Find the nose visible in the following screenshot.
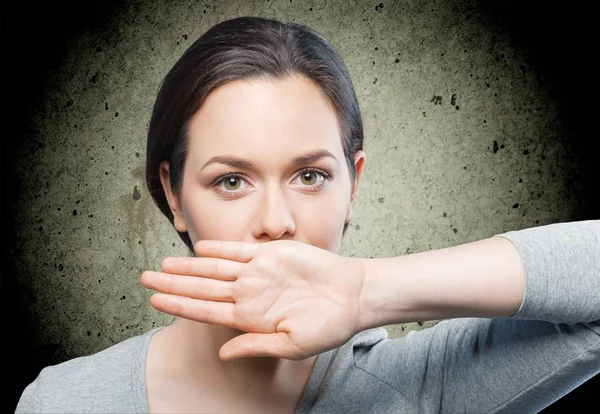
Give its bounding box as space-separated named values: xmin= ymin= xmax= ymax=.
xmin=252 ymin=183 xmax=296 ymax=241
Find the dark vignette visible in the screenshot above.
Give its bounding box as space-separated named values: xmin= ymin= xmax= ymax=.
xmin=1 ymin=1 xmax=597 ymax=412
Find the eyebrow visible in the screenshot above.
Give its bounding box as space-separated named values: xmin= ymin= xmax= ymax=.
xmin=199 ymin=149 xmax=339 ymax=173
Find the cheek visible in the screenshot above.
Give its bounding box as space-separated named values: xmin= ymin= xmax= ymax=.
xmin=295 ymin=192 xmax=349 ymax=252
xmin=188 ymin=202 xmax=249 ymax=241
xmin=300 ymin=196 xmax=347 ymax=233
xmin=181 ymin=189 xmax=249 ymax=242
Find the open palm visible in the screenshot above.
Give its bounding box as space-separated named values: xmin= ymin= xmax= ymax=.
xmin=140 ymin=239 xmax=366 ymax=361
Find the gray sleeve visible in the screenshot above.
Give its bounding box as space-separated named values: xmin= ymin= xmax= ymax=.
xmin=496 ymin=219 xmax=600 ymax=324
xmin=355 ymin=220 xmax=600 ymax=413
xmin=14 ymin=369 xmax=43 ymax=413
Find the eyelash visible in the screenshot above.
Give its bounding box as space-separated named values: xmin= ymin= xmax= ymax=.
xmin=212 ymin=168 xmax=330 ymax=198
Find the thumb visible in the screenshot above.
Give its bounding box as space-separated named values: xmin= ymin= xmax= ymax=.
xmin=218 ymin=332 xmax=291 ymax=361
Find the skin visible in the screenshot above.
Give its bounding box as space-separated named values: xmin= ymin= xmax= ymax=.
xmin=157 ymin=73 xmax=366 ymax=389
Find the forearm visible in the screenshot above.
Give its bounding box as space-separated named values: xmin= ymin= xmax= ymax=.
xmin=358 ymin=220 xmax=600 ymax=331
xmin=357 ymin=236 xmax=525 ymax=330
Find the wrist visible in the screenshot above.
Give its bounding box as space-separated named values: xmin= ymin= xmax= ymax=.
xmin=357 ymin=256 xmax=423 ymax=331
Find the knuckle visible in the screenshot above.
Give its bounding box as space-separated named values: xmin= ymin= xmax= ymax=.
xmin=215 ymin=258 xmax=221 ymax=277
xmin=209 ymin=280 xmax=219 ymax=298
xmin=185 ymin=256 xmax=193 ymax=274
xmin=210 ymin=258 xmax=218 ymax=277
xmin=227 ymin=283 xmax=235 ymax=302
xmin=191 ymin=279 xmax=203 ymax=297
xmin=169 ymin=296 xmax=181 ymax=314
xmin=165 ymin=275 xmax=174 ymax=293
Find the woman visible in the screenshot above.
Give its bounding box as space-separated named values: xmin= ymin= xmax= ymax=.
xmin=16 ymin=16 xmax=599 ymax=413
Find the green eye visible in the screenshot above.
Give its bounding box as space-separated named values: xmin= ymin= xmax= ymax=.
xmin=223 ymin=177 xmax=241 ymax=191
xmin=214 ymin=173 xmax=248 ymax=194
xmin=300 ymin=172 xmax=318 ymax=185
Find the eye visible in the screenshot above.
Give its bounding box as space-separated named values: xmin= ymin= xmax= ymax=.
xmin=293 ymin=168 xmax=329 ymax=191
xmin=214 ymin=173 xmax=249 ymax=193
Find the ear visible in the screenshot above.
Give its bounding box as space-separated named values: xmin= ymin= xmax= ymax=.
xmin=159 ymin=160 xmax=188 ymax=233
xmin=345 ymin=150 xmax=366 ymax=224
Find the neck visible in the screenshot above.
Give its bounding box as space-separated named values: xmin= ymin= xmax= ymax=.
xmin=152 ymin=317 xmax=319 ymax=407
xmin=170 ymin=318 xmax=305 ymax=384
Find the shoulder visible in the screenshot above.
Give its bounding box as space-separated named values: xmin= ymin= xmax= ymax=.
xmin=15 ymin=327 xmax=163 ymax=413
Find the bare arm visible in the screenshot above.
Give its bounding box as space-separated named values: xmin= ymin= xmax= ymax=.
xmin=358 ymin=235 xmax=526 ymax=330
xmin=358 ymin=219 xmax=600 ymax=330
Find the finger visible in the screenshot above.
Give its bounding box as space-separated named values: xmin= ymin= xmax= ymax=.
xmin=219 ymin=332 xmax=295 ymax=360
xmin=141 ymin=271 xmax=234 ymax=302
xmin=150 ymin=293 xmax=238 ymax=329
xmin=161 ymin=256 xmax=243 ymax=281
xmin=194 ymin=239 xmax=259 ymax=263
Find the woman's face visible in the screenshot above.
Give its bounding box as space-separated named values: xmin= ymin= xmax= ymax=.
xmin=159 ymin=75 xmax=365 ymax=254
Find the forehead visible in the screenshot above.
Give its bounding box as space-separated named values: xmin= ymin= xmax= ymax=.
xmin=187 ymin=75 xmax=343 ymax=163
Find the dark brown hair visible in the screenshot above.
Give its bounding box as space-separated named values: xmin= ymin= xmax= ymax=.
xmin=146 ymin=16 xmax=364 ymax=253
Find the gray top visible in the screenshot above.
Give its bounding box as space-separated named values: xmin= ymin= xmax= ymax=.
xmin=15 ymin=220 xmax=600 ymax=413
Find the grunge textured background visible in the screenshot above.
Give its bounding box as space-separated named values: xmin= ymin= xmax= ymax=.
xmin=2 ymin=1 xmax=597 ymax=411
